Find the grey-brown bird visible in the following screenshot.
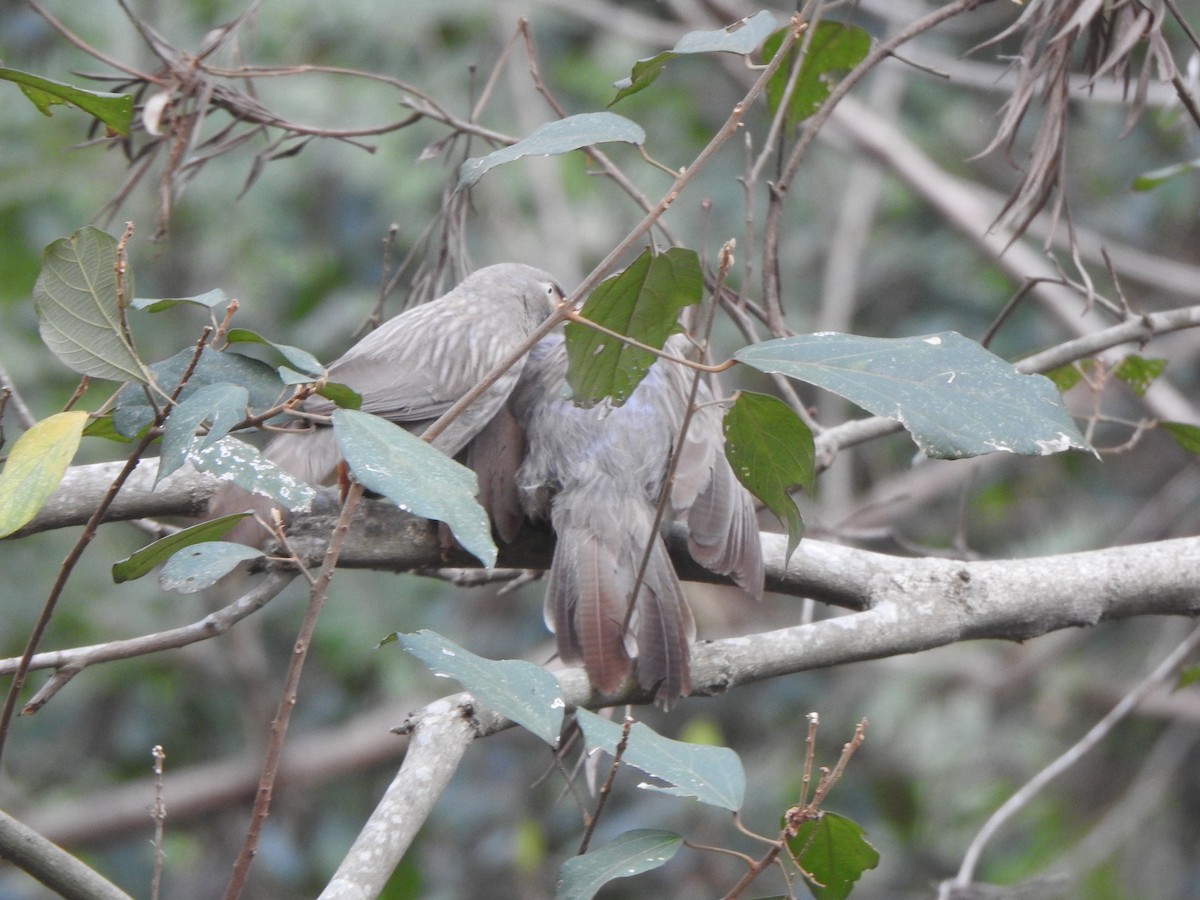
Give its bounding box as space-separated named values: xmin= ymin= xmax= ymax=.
xmin=214 ymin=263 xmax=563 ymax=544
xmin=505 ymin=332 xmax=763 ymax=704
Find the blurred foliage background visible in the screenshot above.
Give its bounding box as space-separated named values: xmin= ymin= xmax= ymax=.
xmin=2 ymin=0 xmax=1200 ymax=897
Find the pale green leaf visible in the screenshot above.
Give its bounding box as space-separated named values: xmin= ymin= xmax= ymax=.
xmin=557 ymin=830 xmax=682 ymax=900
xmin=332 ymin=409 xmax=497 ymax=567
xmin=392 ymin=630 xmax=565 ymax=746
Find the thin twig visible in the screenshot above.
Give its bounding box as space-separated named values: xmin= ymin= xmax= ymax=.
xmin=222 ymin=482 xmax=364 ymax=899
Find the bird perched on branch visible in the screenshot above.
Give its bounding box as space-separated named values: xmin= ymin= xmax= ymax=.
xmin=503 ymin=332 xmax=763 ymax=704
xmin=214 ymin=263 xmax=563 ymax=544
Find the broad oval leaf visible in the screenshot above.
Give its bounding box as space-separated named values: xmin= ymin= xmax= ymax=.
xmin=788 ymin=812 xmax=880 ymax=900
xmin=160 ymin=541 xmax=266 ymax=594
xmin=457 ymin=112 xmax=645 ymax=190
xmin=34 ymin=227 xmax=150 ymax=384
xmin=565 ymin=247 xmax=702 ymax=407
xmin=190 ymin=435 xmax=317 ymax=510
xmin=391 ymin=630 xmax=564 ymax=746
xmin=157 ymin=382 xmax=250 ymax=483
xmin=332 ymin=409 xmax=497 ymax=567
xmin=112 ymin=514 xmax=258 ymax=584
xmin=0 ymin=411 xmax=88 ymax=539
xmin=735 ymin=332 xmax=1093 ymax=459
xmin=113 ymin=346 xmax=285 ymax=438
xmin=575 ymin=708 xmax=745 ymax=811
xmin=763 ymin=21 xmax=872 ymax=127
xmin=557 ymin=829 xmax=682 ymax=900
xmin=0 ymin=66 xmax=133 ymax=134
xmin=611 ymin=10 xmax=779 ymax=104
xmin=723 ymin=391 xmax=810 ymax=562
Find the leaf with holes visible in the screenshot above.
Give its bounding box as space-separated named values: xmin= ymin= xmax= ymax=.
xmin=1 ymin=67 xmax=133 ymax=134
xmin=157 ymin=383 xmax=251 ymax=483
xmin=762 ymin=22 xmax=872 ymax=127
xmin=735 ymin=332 xmax=1093 ymax=459
xmin=565 ymin=247 xmax=701 ymax=408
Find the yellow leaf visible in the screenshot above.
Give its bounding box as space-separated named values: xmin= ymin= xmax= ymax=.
xmin=0 ymin=410 xmax=89 ymax=539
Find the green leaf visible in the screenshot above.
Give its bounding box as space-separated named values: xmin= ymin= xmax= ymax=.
xmin=332 ymin=409 xmax=497 ymax=567
xmin=130 ymin=289 xmax=232 ymax=312
xmin=226 ymin=327 xmax=325 ymax=378
xmin=1133 ymin=158 xmax=1200 ymax=191
xmin=565 ymin=247 xmax=702 ymax=407
xmin=575 ymin=708 xmax=745 ymax=811
xmin=735 ymin=332 xmax=1093 ymax=459
xmin=0 ymin=66 xmax=133 ymax=135
xmin=190 ymin=436 xmax=318 ymax=510
xmin=112 ymin=346 xmax=284 ymax=438
xmin=159 ymin=541 xmax=266 ymax=593
xmin=763 ymin=21 xmax=872 ymax=127
xmin=1175 ymin=665 xmax=1200 ymax=691
xmin=81 ymin=414 xmax=131 ymax=442
xmin=317 ymin=381 xmax=363 ymax=411
xmin=557 ymin=829 xmax=682 ymax=900
xmin=457 ymin=112 xmax=645 ymax=190
xmin=157 ymin=383 xmax=251 ymax=483
xmin=0 ymin=411 xmax=88 ymax=540
xmin=1161 ymin=421 xmax=1200 ymax=454
xmin=610 ymin=11 xmax=779 ymax=104
xmin=788 ymin=812 xmax=879 ymax=900
xmin=391 ymin=630 xmax=565 ymax=746
xmin=1043 ymin=363 xmax=1083 ymax=393
xmin=723 ymin=392 xmax=810 ymax=561
xmin=112 ymin=513 xmax=256 ymax=584
xmin=1113 ymin=355 xmax=1165 ymax=397
xmin=33 ymin=227 xmax=150 ymax=384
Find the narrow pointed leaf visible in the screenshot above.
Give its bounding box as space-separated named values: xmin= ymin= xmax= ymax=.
xmin=575 ymin=708 xmax=745 ymax=810
xmin=226 ymin=327 xmax=325 ymax=377
xmin=0 ymin=66 xmax=133 ymax=134
xmin=392 ymin=630 xmax=565 ymax=746
xmin=723 ymin=391 xmax=809 ymax=561
xmin=157 ymin=383 xmax=251 ymax=482
xmin=131 ymin=289 xmax=231 ymax=312
xmin=332 ymin=409 xmax=496 ymax=567
xmin=457 ymin=112 xmax=644 ymax=190
xmin=565 ymin=247 xmax=702 ymax=407
xmin=0 ymin=411 xmax=88 ymax=539
xmin=1133 ymin=158 xmax=1200 ymax=191
xmin=111 ymin=513 xmax=256 ymax=583
xmin=1162 ymin=421 xmax=1200 ymax=454
xmin=160 ymin=541 xmax=266 ymax=593
xmin=763 ymin=22 xmax=872 ymax=126
xmin=611 ymin=10 xmax=778 ymax=103
xmin=735 ymin=332 xmax=1093 ymax=459
xmin=557 ymin=829 xmax=682 ymax=900
xmin=34 ymin=227 xmax=150 ymax=383
xmin=190 ymin=435 xmax=317 ymax=510
xmin=788 ymin=812 xmax=879 ymax=900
